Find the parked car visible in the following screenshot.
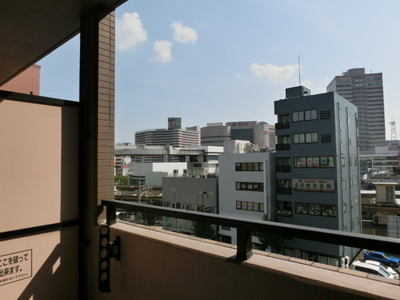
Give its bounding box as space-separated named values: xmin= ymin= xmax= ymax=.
xmin=351 ymin=261 xmax=396 ymax=279
xmin=363 ymin=251 xmax=400 ymax=268
xmin=363 ymin=260 xmax=399 ymax=279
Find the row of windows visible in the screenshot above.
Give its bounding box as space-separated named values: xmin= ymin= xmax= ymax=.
xmin=293 ymin=109 xmax=317 ymax=122
xmin=276 ymin=201 xmax=336 ymax=218
xmin=235 ymin=162 xmax=264 ymax=171
xmin=293 ymin=132 xmax=318 ymax=144
xmin=294 ymin=156 xmax=335 ymax=168
xmin=235 ymin=182 xmax=264 ymax=191
xmin=235 ymin=201 xmax=265 ymax=212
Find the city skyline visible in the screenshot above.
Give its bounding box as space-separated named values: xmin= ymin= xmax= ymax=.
xmin=37 ymin=1 xmax=400 ymax=143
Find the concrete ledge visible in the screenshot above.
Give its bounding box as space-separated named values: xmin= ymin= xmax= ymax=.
xmin=110 ymin=222 xmax=400 ymax=300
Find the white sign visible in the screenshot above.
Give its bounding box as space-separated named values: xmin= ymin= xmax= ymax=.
xmin=0 ymin=249 xmax=32 ymax=286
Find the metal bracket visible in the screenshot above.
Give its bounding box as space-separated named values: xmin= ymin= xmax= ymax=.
xmin=98 ymin=224 xmax=121 ymax=293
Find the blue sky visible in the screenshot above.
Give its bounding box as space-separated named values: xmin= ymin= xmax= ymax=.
xmin=38 ymin=0 xmax=400 ymax=143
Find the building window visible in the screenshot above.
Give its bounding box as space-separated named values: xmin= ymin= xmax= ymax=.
xmin=236 ymin=201 xmax=264 ymax=212
xmin=293 ymin=109 xmax=317 ymax=122
xmin=293 ymin=156 xmax=336 ymax=168
xmin=276 ymin=201 xmax=292 ymax=217
xmin=235 ymin=162 xmax=263 ymax=171
xmin=236 ymin=182 xmax=264 ymax=191
xmin=296 ymin=203 xmax=336 ymax=217
xmin=276 ymin=114 xmax=290 ymax=129
xmin=276 ymin=179 xmax=292 ymax=195
xmin=293 ymin=132 xmax=317 ymax=144
xmin=276 ymin=157 xmax=291 ymax=172
xmin=277 ymin=135 xmax=291 ymax=150
xmin=293 ymin=179 xmax=335 ymax=192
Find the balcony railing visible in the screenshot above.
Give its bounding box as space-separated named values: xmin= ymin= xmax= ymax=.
xmin=275 ymin=122 xmax=290 ymax=129
xmin=102 ymin=199 xmax=400 ymax=261
xmin=276 ymin=143 xmax=290 ymax=151
xmin=276 ymin=187 xmax=292 ymax=195
xmin=275 ymin=165 xmax=291 ymax=172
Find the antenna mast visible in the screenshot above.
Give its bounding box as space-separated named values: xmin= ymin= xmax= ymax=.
xmin=298 ymin=54 xmax=301 ymax=86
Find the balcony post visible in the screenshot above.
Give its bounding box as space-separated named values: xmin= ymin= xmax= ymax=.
xmin=236 ymin=228 xmax=253 ymax=261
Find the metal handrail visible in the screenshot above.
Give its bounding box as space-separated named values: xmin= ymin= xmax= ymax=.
xmin=102 ymin=199 xmax=400 ymax=261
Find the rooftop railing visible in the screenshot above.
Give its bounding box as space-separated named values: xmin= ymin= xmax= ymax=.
xmin=102 ymin=199 xmax=400 ymax=261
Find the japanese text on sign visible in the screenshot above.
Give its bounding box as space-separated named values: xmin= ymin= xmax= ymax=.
xmin=0 ymin=249 xmax=32 ymax=286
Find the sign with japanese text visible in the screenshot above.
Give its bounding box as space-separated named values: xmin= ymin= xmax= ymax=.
xmin=0 ymin=249 xmax=32 ymax=286
xmin=293 ymin=179 xmax=335 ymax=192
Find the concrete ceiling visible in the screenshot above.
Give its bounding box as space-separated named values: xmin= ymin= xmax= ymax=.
xmin=0 ymin=0 xmax=126 ymax=86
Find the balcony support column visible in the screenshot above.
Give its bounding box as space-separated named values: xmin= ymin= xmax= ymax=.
xmin=79 ymin=5 xmax=116 ymax=298
xmin=236 ymin=228 xmax=253 ymax=261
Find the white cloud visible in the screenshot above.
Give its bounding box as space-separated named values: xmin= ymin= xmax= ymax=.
xmin=116 ymin=12 xmax=147 ymax=51
xmin=150 ymin=40 xmax=173 ymax=63
xmin=171 ymin=21 xmax=198 ymax=43
xmin=250 ymin=63 xmax=299 ymax=84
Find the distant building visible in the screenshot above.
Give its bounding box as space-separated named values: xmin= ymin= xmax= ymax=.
xmin=218 ymin=145 xmax=274 ymax=244
xmin=327 ymin=68 xmax=386 ymax=152
xmin=0 ymin=64 xmax=40 ymax=95
xmin=135 ymin=117 xmax=200 ymax=147
xmin=162 ymin=176 xmax=218 ymax=235
xmin=201 ymin=121 xmax=276 ymax=149
xmin=274 ymin=86 xmax=361 ymax=266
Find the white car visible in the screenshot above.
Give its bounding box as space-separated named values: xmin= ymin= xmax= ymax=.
xmin=351 ymin=261 xmax=397 ymax=279
xmin=363 ymin=260 xmax=399 ymax=279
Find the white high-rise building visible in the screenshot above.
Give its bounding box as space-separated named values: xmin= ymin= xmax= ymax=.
xmin=327 ymin=68 xmax=385 ymax=152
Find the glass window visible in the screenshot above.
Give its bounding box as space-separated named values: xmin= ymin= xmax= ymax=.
xmin=308 ymin=204 xmax=321 ymax=215
xmin=305 ymin=110 xmax=311 ymax=120
xmin=293 ymin=134 xmax=299 ymax=144
xmin=298 ymin=111 xmax=304 ymax=121
xmin=241 ymin=201 xmax=247 ymax=210
xmin=293 ymin=112 xmax=298 ymax=122
xmin=311 ymin=132 xmax=318 ymax=142
xmin=299 ymin=133 xmax=305 ymax=143
xmin=295 ymin=202 xmax=308 ymax=214
xmin=235 ymin=163 xmax=240 ymax=171
xmin=311 ymin=109 xmax=317 ymax=119
xmin=306 ymin=133 xmax=312 ymax=143
xmin=321 ymin=205 xmax=336 ymax=217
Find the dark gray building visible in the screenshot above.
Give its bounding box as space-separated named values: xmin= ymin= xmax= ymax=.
xmin=327 ymin=68 xmax=386 ymax=153
xmin=274 ymin=86 xmax=361 ymax=266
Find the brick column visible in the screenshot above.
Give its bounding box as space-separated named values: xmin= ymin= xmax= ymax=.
xmin=80 ymin=5 xmax=115 ymax=224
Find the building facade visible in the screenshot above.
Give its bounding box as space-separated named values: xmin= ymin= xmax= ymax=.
xmin=135 ymin=118 xmax=200 ymax=147
xmin=327 ymin=68 xmax=386 ymax=152
xmin=218 ymin=149 xmax=274 ymax=244
xmin=201 ymin=121 xmax=276 ymax=149
xmin=274 ymin=86 xmax=361 ymax=266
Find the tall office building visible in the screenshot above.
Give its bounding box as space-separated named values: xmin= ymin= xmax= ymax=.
xmin=274 ymin=86 xmax=361 ymax=265
xmin=327 ymin=68 xmax=386 ymax=152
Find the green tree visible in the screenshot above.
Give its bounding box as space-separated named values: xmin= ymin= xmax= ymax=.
xmin=256 ymin=214 xmax=284 ymax=253
xmin=141 ymin=212 xmax=158 ymax=226
xmin=114 ymin=175 xmax=128 ymax=185
xmin=191 ymin=205 xmax=216 ymax=239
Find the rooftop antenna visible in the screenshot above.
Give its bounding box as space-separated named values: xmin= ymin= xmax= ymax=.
xmin=298 ymin=54 xmax=301 ymax=86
